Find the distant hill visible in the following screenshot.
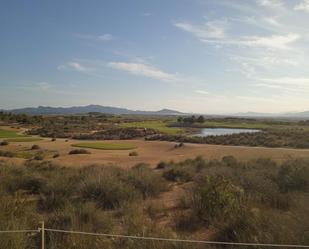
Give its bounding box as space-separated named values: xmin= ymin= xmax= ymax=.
xmin=232 ymin=111 xmax=309 ymax=119
xmin=5 ymin=105 xmax=184 ymax=115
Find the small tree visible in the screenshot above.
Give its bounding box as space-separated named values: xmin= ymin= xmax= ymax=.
xmin=197 ymin=115 xmax=205 ymax=123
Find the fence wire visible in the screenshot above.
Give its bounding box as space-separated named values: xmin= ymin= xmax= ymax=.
xmin=44 ymin=228 xmax=309 ymax=248
xmin=1 ymin=227 xmax=309 ymax=248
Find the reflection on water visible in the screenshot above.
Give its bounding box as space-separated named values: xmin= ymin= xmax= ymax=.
xmin=193 ymin=128 xmax=260 ymax=137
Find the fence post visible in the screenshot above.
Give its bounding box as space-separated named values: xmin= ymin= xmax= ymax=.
xmin=39 ymin=221 xmax=45 ymax=249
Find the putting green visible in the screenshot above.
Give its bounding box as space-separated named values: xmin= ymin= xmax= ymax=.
xmin=72 ymin=142 xmax=137 ymax=150
xmin=0 ymin=129 xmax=24 ymax=138
xmin=6 ymin=137 xmax=43 ymax=142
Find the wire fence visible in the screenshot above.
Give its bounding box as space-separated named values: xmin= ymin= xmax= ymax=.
xmin=1 ymin=224 xmax=309 ymax=249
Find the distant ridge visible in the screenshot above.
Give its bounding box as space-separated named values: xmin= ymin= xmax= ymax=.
xmin=231 ymin=111 xmax=309 ymax=119
xmin=5 ymin=105 xmax=184 ymax=115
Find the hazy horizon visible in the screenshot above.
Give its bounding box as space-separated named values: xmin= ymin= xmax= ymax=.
xmin=1 ymin=0 xmax=309 ymax=113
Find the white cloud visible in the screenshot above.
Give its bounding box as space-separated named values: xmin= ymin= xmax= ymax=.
xmin=98 ymin=34 xmax=113 ymax=41
xmin=294 ymin=0 xmax=309 ymax=12
xmin=76 ymin=33 xmax=113 ymax=42
xmin=255 ymin=76 xmax=309 ymax=93
xmin=259 ymin=76 xmax=309 ymax=86
xmin=195 ymin=90 xmax=209 ymax=95
xmin=37 ymin=82 xmax=51 ymax=91
xmin=240 ymin=33 xmax=300 ymax=50
xmin=257 ymin=0 xmax=283 ymax=8
xmin=175 ymin=19 xmax=300 ymax=50
xmin=203 ymin=33 xmax=300 ymax=50
xmin=174 ymin=20 xmax=226 ymax=39
xmin=264 ymin=17 xmax=281 ymax=26
xmin=58 ymin=62 xmax=92 ymax=72
xmin=108 ymin=62 xmax=178 ymax=82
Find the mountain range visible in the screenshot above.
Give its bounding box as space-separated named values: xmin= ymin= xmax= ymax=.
xmin=3 ymin=105 xmax=309 ymax=119
xmin=4 ymin=105 xmax=184 ymax=115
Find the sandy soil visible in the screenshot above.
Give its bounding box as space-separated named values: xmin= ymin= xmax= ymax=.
xmin=2 ymin=138 xmax=309 ymax=168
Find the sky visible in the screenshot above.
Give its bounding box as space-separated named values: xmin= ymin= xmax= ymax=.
xmin=1 ymin=0 xmax=309 ymax=114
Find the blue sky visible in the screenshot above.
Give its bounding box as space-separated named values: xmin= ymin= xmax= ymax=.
xmin=1 ymin=0 xmax=309 ymax=113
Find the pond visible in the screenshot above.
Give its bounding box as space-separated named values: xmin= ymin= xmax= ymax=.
xmin=192 ymin=128 xmax=260 ymax=137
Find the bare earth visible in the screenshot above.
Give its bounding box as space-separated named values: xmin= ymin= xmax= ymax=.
xmin=2 ymin=138 xmax=309 ymax=168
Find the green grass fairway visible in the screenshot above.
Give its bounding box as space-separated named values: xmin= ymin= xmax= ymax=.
xmin=0 ymin=129 xmax=23 ymax=138
xmin=72 ymin=142 xmax=137 ymax=150
xmin=0 ymin=128 xmax=42 ymax=142
xmin=6 ymin=137 xmax=43 ymax=142
xmin=120 ymin=121 xmax=182 ymax=135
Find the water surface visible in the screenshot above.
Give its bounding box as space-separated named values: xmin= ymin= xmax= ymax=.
xmin=193 ymin=128 xmax=260 ymax=137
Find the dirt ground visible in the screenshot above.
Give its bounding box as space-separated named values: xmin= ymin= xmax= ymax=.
xmin=2 ymin=138 xmax=309 ymax=168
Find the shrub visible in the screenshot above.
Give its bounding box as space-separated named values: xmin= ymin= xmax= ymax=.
xmin=129 ymin=151 xmax=138 ymax=156
xmin=216 ymin=209 xmax=261 ymax=243
xmin=174 ymin=212 xmax=200 ymax=231
xmin=156 ymin=161 xmax=168 ymax=169
xmin=31 ymin=144 xmax=40 ymax=150
xmin=80 ymin=167 xmax=138 ymax=209
xmin=190 ymin=176 xmax=244 ymax=223
xmin=222 ymin=155 xmax=238 ymax=167
xmin=53 ymin=153 xmax=60 ymax=158
xmin=163 ymin=168 xmax=193 ymax=182
xmin=33 ymin=154 xmax=44 ymax=160
xmin=38 ymin=169 xmax=78 ymax=212
xmin=277 ymin=161 xmax=309 ymax=192
xmin=125 ymin=164 xmax=168 ymax=198
xmin=69 ymin=149 xmax=90 ymax=155
xmin=0 ymin=150 xmax=15 ymax=157
xmin=0 ymin=140 xmax=9 ymax=146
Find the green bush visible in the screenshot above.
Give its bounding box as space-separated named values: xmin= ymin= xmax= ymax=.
xmin=53 ymin=153 xmax=60 ymax=158
xmin=163 ymin=168 xmax=193 ymax=182
xmin=277 ymin=161 xmax=309 ymax=192
xmin=0 ymin=140 xmax=9 ymax=146
xmin=125 ymin=164 xmax=168 ymax=198
xmin=33 ymin=154 xmax=44 ymax=160
xmin=129 ymin=151 xmax=138 ymax=156
xmin=0 ymin=150 xmax=15 ymax=157
xmin=190 ymin=176 xmax=244 ymax=224
xmin=31 ymin=144 xmax=40 ymax=150
xmin=156 ymin=161 xmax=168 ymax=169
xmin=69 ymin=149 xmax=90 ymax=155
xmin=80 ymin=167 xmax=138 ymax=209
xmin=222 ymin=155 xmax=238 ymax=167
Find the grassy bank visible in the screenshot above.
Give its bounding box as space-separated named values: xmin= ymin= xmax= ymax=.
xmin=72 ymin=142 xmax=137 ymax=150
xmin=120 ymin=121 xmax=183 ymax=135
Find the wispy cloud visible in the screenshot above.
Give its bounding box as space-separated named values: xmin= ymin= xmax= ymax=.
xmin=195 ymin=90 xmax=209 ymax=95
xmin=239 ymin=33 xmax=300 ymax=50
xmin=264 ymin=16 xmax=281 ymax=26
xmin=58 ymin=61 xmax=92 ymax=72
xmin=257 ymin=0 xmax=284 ymax=8
xmin=294 ymin=0 xmax=309 ymax=12
xmin=255 ymin=76 xmax=309 ymax=93
xmin=174 ymin=20 xmax=226 ymax=40
xmin=108 ymin=62 xmax=178 ymax=82
xmin=16 ymin=82 xmax=53 ymax=92
xmin=175 ymin=19 xmax=299 ymax=50
xmin=202 ymin=33 xmax=300 ymax=50
xmin=37 ymin=82 xmax=52 ymax=91
xmin=76 ymin=33 xmax=114 ymax=42
xmin=98 ymin=34 xmax=113 ymax=41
